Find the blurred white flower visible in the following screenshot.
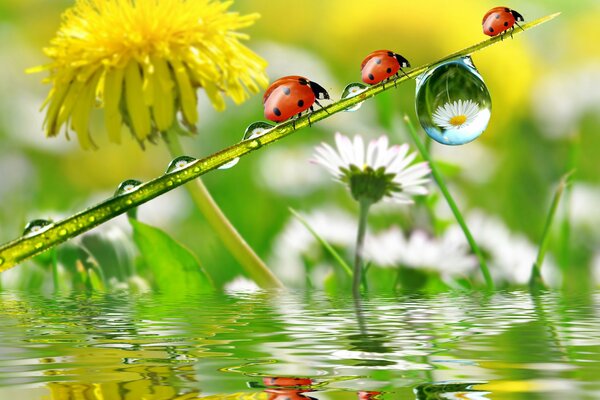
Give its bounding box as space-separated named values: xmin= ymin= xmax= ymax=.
xmin=364 ymin=227 xmax=477 ymax=277
xmin=532 ymin=63 xmax=600 ymax=139
xmin=432 ymin=141 xmax=498 ymax=184
xmin=224 ymin=276 xmax=260 ymax=293
xmin=568 ymin=183 xmax=600 ymax=237
xmin=592 ymin=252 xmax=600 ymax=285
xmin=446 ymin=211 xmax=560 ymax=286
xmin=312 ymin=133 xmax=430 ymax=205
xmin=269 ymin=206 xmax=356 ymax=286
xmin=258 ymin=145 xmax=329 ymax=196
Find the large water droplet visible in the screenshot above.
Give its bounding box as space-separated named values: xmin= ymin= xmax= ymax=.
xmin=243 ymin=121 xmax=274 ymax=141
xmin=166 ymin=156 xmax=197 ymax=173
xmin=415 ymin=56 xmax=491 ymax=145
xmin=341 ymin=83 xmax=368 ymax=112
xmin=23 ymin=219 xmax=53 ymax=237
xmin=114 ymin=179 xmax=142 ymax=196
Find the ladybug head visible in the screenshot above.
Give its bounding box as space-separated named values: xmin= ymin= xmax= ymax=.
xmin=511 ymin=9 xmax=524 ymax=22
xmin=308 ymin=81 xmax=330 ymax=101
xmin=394 ymin=53 xmax=411 ymax=68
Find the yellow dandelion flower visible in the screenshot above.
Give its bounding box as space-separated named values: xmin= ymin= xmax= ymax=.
xmin=31 ymin=0 xmax=269 ymax=149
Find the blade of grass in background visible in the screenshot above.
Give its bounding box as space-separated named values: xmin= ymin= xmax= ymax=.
xmin=529 ymin=171 xmax=574 ymax=289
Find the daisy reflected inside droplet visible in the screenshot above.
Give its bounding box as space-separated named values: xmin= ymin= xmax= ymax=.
xmin=415 ymin=56 xmax=491 ymax=145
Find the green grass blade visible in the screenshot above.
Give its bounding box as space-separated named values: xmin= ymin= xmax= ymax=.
xmin=529 ymin=171 xmax=574 ymax=288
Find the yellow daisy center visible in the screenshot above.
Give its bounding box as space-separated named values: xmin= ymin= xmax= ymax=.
xmin=449 ymin=115 xmax=467 ymax=126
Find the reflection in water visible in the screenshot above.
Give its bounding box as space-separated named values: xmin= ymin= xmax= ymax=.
xmin=0 ymin=291 xmax=599 ymax=399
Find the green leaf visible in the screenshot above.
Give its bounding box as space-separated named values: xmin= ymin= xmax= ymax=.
xmin=129 ymin=219 xmax=214 ymax=294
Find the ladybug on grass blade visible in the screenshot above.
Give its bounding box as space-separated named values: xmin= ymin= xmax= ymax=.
xmin=482 ymin=7 xmax=524 ymax=38
xmin=361 ymin=50 xmax=411 ymax=86
xmin=263 ymin=75 xmax=330 ymax=126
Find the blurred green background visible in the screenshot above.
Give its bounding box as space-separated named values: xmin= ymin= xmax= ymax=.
xmin=0 ymin=0 xmax=598 ymax=290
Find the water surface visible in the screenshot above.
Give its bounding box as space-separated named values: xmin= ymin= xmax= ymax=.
xmin=0 ymin=290 xmax=599 ymax=399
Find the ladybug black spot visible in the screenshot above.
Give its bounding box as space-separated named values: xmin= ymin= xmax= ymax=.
xmin=273 ymin=107 xmax=281 ymax=117
xmin=368 ymin=73 xmax=375 ymax=81
xmin=297 ymin=99 xmax=304 ymax=107
xmin=504 ymin=21 xmax=509 ymax=26
xmin=387 ymin=51 xmax=394 ymax=56
xmin=298 ymin=78 xmax=309 ymax=85
xmin=504 ymin=7 xmax=510 ymax=12
xmin=489 ymin=27 xmax=494 ymax=33
xmin=386 ymin=67 xmax=392 ymax=73
xmin=375 ymin=58 xmax=382 ymax=64
xmin=282 ymin=87 xmax=291 ymax=95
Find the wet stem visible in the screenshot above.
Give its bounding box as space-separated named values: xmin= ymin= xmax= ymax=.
xmin=164 ymin=129 xmax=283 ymax=289
xmin=353 ymin=199 xmax=371 ymax=297
xmin=403 ymin=115 xmax=495 ymax=291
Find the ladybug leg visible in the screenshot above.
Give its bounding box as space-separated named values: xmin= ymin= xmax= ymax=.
xmin=308 ymin=106 xmax=314 ymax=127
xmin=510 ymin=27 xmax=514 ymax=39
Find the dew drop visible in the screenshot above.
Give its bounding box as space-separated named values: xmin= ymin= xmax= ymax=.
xmin=166 ymin=156 xmax=197 ymax=173
xmin=192 ymin=167 xmax=200 ymax=173
xmin=415 ymin=56 xmax=491 ymax=145
xmin=166 ymin=180 xmax=174 ymax=187
xmin=341 ymin=82 xmax=369 ymax=112
xmin=243 ymin=121 xmax=274 ymax=140
xmin=34 ymin=242 xmax=43 ymax=249
xmin=218 ymin=158 xmax=240 ymax=170
xmin=23 ymin=219 xmax=53 ymax=237
xmin=114 ymin=179 xmax=142 ymax=196
xmin=58 ymin=229 xmax=67 ymax=236
xmin=88 ymin=216 xmax=96 ymax=223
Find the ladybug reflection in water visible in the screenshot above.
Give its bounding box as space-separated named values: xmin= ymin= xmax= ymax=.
xmin=262 ymin=377 xmax=317 ymax=400
xmin=482 ymin=7 xmax=524 ymax=39
xmin=263 ymin=76 xmax=330 ymax=126
xmin=361 ymin=50 xmax=411 ymax=86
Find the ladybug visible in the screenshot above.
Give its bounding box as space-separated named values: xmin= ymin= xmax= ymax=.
xmin=263 ymin=76 xmax=330 ymax=125
xmin=361 ymin=50 xmax=410 ymax=86
xmin=482 ymin=7 xmax=524 ymax=38
xmin=262 ymin=377 xmax=313 ymax=387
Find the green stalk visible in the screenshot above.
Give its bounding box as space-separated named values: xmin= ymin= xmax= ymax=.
xmin=403 ymin=115 xmax=494 ymax=290
xmin=0 ymin=13 xmax=559 ymax=273
xmin=529 ymin=171 xmax=573 ymax=288
xmin=353 ymin=199 xmax=371 ymax=297
xmin=164 ymin=131 xmax=283 ymax=289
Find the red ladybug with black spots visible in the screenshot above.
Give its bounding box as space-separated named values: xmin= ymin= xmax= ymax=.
xmin=361 ymin=50 xmax=410 ymax=85
xmin=263 ymin=76 xmax=330 ymax=124
xmin=482 ymin=7 xmax=524 ymax=38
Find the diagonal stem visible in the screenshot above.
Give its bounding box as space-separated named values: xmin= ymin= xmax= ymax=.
xmin=403 ymin=115 xmax=494 ymax=291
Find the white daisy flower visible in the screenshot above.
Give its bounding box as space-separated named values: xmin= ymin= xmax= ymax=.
xmin=432 ymin=99 xmax=480 ymax=130
xmin=364 ymin=227 xmax=477 ymax=277
xmin=312 ymin=133 xmax=430 ymax=205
